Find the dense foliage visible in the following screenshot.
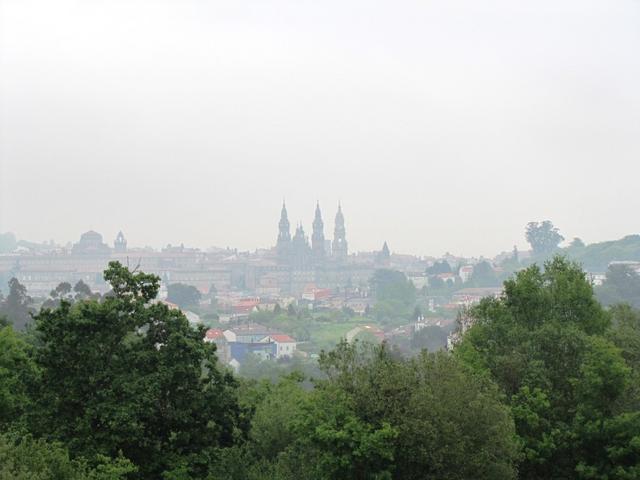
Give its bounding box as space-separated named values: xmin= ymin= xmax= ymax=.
xmin=1 ymin=257 xmax=640 ymax=479
xmin=456 ymin=257 xmax=640 ymax=479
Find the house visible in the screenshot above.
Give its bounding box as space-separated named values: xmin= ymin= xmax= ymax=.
xmin=223 ymin=323 xmax=271 ymax=343
xmin=436 ymin=272 xmax=457 ymax=284
xmin=204 ymin=328 xmax=225 ymax=343
xmin=458 ymin=265 xmax=474 ymax=283
xmin=451 ymin=287 xmax=502 ymax=307
xmin=261 ymin=334 xmax=297 ymax=358
xmin=204 ymin=328 xmax=230 ymax=362
xmin=344 ymin=297 xmax=372 ymax=315
xmin=233 ymin=298 xmax=260 ymax=314
xmin=229 ymin=341 xmax=276 ymax=363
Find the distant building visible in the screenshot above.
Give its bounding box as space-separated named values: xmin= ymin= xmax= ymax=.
xmin=458 ymin=265 xmax=474 ymax=283
xmin=114 ymin=231 xmax=127 ymax=253
xmin=332 ymin=203 xmax=348 ymax=260
xmin=262 ymin=334 xmax=297 ymax=358
xmin=72 ymin=231 xmax=110 ymax=256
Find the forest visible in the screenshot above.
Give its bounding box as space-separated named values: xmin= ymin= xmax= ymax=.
xmin=1 ymin=257 xmax=639 ymax=479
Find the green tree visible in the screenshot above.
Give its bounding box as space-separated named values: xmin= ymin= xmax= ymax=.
xmin=370 ymin=270 xmax=416 ymax=314
xmin=426 ymin=260 xmax=452 ymax=275
xmin=31 ymin=262 xmax=240 ymax=478
xmin=456 ymin=257 xmax=637 ymax=479
xmin=166 ymin=283 xmax=202 ymax=309
xmin=0 ymin=326 xmax=38 ymax=430
xmin=596 ymin=264 xmax=640 ymax=308
xmin=0 ymin=278 xmax=34 ymax=330
xmin=318 ymin=341 xmax=519 ymax=480
xmin=525 ymin=221 xmax=564 ymax=256
xmin=0 ymin=432 xmax=135 ymax=480
xmin=410 ymin=325 xmax=448 ymax=352
xmin=468 ymin=261 xmax=500 ymax=287
xmin=73 ymin=280 xmax=94 ymax=301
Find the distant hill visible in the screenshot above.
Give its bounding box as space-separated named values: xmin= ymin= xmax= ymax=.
xmin=521 ymin=234 xmax=640 ymax=272
xmin=564 ymin=234 xmax=640 ymax=272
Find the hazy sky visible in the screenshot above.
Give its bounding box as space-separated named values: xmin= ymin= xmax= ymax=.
xmin=1 ymin=0 xmax=639 ymax=257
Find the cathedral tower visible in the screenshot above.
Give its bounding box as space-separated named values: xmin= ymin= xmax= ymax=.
xmin=311 ymin=202 xmax=325 ymax=262
xmin=332 ymin=203 xmax=348 ymax=260
xmin=114 ymin=231 xmax=127 ymax=253
xmin=276 ymin=202 xmax=291 ymax=262
xmin=292 ymin=224 xmax=311 ymax=268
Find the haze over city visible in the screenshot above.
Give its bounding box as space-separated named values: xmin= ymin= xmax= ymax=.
xmin=2 ymin=0 xmax=639 ymax=256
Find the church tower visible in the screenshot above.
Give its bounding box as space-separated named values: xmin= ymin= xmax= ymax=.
xmin=311 ymin=202 xmax=325 ymax=262
xmin=332 ymin=203 xmax=348 ymax=260
xmin=292 ymin=224 xmax=311 ymax=268
xmin=276 ymin=202 xmax=291 ymax=263
xmin=114 ymin=231 xmax=127 ymax=253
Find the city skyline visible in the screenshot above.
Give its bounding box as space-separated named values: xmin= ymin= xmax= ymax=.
xmin=2 ymin=1 xmax=639 ymax=257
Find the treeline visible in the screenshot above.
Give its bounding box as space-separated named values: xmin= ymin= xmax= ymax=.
xmin=1 ymin=258 xmax=640 ymax=479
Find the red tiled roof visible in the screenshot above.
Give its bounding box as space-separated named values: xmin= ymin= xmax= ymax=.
xmin=205 ymin=328 xmax=224 ymax=340
xmin=269 ymin=334 xmax=296 ymax=343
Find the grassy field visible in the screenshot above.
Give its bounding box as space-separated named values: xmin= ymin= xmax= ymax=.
xmin=302 ymin=319 xmax=382 ymax=353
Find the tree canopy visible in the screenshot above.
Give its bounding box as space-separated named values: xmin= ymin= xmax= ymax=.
xmin=30 ymin=261 xmax=241 ymax=479
xmin=525 ymin=220 xmax=564 ymax=256
xmin=456 ymin=256 xmax=640 ymax=479
xmin=167 ymin=282 xmax=202 ymax=309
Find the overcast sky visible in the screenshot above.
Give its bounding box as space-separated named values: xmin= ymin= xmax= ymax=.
xmin=1 ymin=0 xmax=639 ymax=257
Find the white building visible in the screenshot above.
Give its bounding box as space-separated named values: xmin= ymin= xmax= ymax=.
xmin=262 ymin=334 xmax=297 ymax=358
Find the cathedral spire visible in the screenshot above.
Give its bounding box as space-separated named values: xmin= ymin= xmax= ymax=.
xmin=277 ymin=202 xmax=291 ymax=263
xmin=312 ymin=201 xmax=325 ymax=261
xmin=333 ymin=203 xmax=348 ymax=260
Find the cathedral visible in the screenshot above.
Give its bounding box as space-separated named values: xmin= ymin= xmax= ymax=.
xmin=276 ymin=202 xmax=348 ymax=267
xmin=265 ymin=201 xmax=368 ymax=295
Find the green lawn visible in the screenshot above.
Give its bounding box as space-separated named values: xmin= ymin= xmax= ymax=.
xmin=302 ymin=319 xmax=382 ymax=353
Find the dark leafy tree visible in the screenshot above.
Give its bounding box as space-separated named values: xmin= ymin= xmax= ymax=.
xmin=410 ymin=325 xmax=448 ymax=352
xmin=570 ymin=237 xmax=586 ymax=249
xmin=0 ymin=432 xmax=135 ymax=480
xmin=370 ymin=269 xmax=416 ymax=306
xmin=167 ymin=282 xmax=202 ymax=309
xmin=51 ymin=282 xmax=72 ymax=299
xmin=426 ymin=260 xmax=452 ymax=275
xmin=456 ymin=256 xmax=639 ymax=479
xmin=31 ymin=261 xmax=241 ymax=478
xmin=525 ymin=221 xmax=564 ymax=255
xmin=468 ymin=261 xmax=500 ymax=287
xmin=0 ymin=325 xmax=38 ymax=430
xmin=596 ymin=264 xmax=640 ymax=308
xmin=317 ymin=342 xmax=519 ymax=480
xmin=73 ymin=280 xmax=94 ymax=300
xmin=0 ymin=277 xmax=34 ymax=330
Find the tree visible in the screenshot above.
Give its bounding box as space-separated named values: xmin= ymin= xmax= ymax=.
xmin=426 ymin=260 xmax=452 ymax=275
xmin=0 ymin=278 xmax=34 ymax=330
xmin=73 ymin=280 xmax=94 ymax=301
xmin=0 ymin=432 xmax=135 ymax=480
xmin=468 ymin=261 xmax=500 ymax=287
xmin=596 ymin=264 xmax=640 ymax=308
xmin=455 ymin=256 xmax=637 ymax=479
xmin=410 ymin=325 xmax=448 ymax=352
xmin=31 ymin=262 xmax=241 ymax=478
xmin=370 ymin=269 xmax=416 ymax=307
xmin=570 ymin=237 xmax=586 ymax=249
xmin=0 ymin=325 xmax=38 ymax=430
xmin=525 ymin=221 xmax=564 ymax=256
xmin=317 ymin=342 xmax=519 ymax=480
xmin=51 ymin=282 xmax=72 ymax=299
xmin=167 ymin=283 xmax=202 ymax=309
